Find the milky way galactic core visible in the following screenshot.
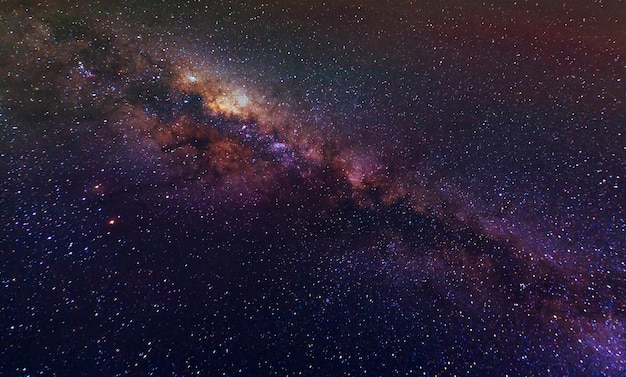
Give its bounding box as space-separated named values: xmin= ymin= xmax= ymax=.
xmin=1 ymin=1 xmax=625 ymax=376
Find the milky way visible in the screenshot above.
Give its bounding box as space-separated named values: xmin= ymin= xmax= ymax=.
xmin=1 ymin=1 xmax=625 ymax=375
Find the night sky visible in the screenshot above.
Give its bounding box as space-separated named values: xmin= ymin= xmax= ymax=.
xmin=1 ymin=1 xmax=625 ymax=375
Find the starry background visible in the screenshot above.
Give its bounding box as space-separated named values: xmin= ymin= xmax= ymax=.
xmin=1 ymin=1 xmax=625 ymax=375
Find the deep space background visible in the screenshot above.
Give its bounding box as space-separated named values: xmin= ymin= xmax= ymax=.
xmin=1 ymin=1 xmax=625 ymax=375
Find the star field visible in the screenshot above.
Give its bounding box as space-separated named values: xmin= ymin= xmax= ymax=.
xmin=1 ymin=1 xmax=625 ymax=376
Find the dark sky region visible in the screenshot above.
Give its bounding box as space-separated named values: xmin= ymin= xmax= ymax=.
xmin=1 ymin=1 xmax=625 ymax=375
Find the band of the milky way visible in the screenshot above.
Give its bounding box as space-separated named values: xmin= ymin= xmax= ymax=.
xmin=1 ymin=1 xmax=624 ymax=376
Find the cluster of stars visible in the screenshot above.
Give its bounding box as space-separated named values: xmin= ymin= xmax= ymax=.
xmin=0 ymin=1 xmax=624 ymax=376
